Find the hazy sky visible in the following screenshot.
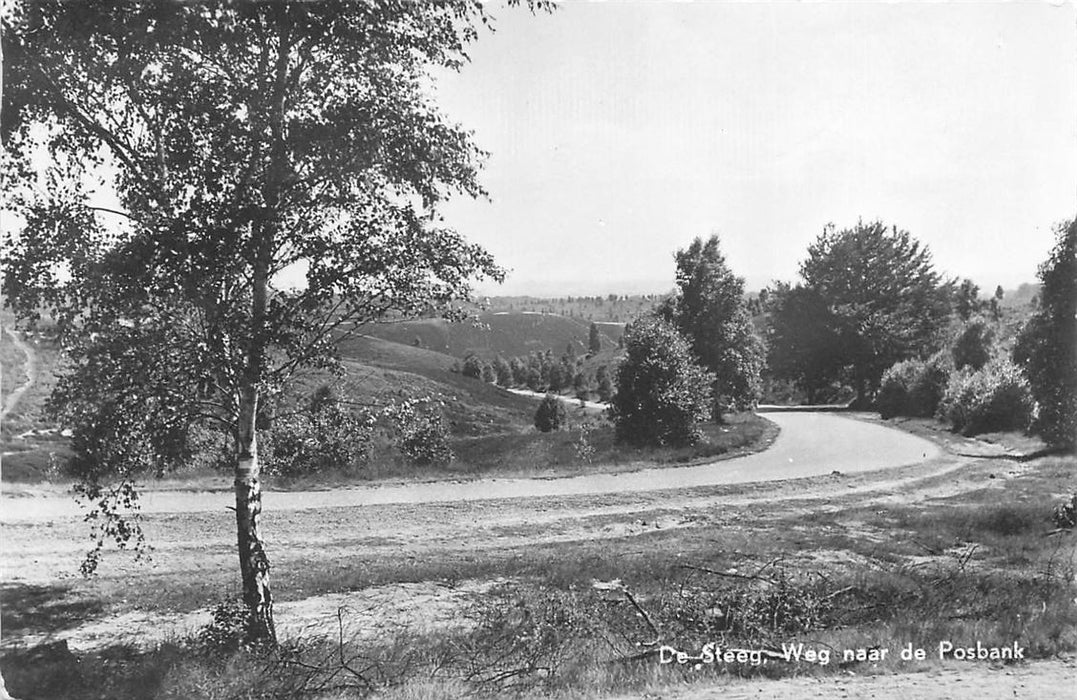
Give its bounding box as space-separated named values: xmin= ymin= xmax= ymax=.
xmin=434 ymin=2 xmax=1077 ymax=296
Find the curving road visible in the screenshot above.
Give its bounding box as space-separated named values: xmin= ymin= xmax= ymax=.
xmin=0 ymin=412 xmax=939 ymax=522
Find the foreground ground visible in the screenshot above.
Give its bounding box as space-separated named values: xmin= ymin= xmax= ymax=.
xmin=1 ymin=412 xmax=1074 ymax=699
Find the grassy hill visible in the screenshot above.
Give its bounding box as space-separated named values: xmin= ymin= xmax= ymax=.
xmin=330 ymin=334 xmax=538 ymax=436
xmin=363 ymin=311 xmax=623 ymax=360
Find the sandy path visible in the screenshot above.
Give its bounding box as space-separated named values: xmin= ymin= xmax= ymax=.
xmin=0 ymin=411 xmax=939 ymax=522
xmin=0 ymin=328 xmax=36 ymax=423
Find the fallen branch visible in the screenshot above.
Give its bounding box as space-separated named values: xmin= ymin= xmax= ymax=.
xmin=592 ymin=579 xmax=661 ymax=647
xmin=676 ymin=563 xmax=777 ymax=585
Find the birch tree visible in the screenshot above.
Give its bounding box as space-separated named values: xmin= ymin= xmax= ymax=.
xmin=2 ymin=0 xmax=541 ymax=644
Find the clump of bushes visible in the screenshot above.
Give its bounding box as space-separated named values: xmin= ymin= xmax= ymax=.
xmin=388 ymin=399 xmax=454 ymax=466
xmin=197 ymin=598 xmax=249 ymax=653
xmin=938 ymin=358 xmax=1035 ymax=436
xmin=534 ymin=394 xmax=567 ymax=432
xmin=876 ymin=353 xmax=950 ymax=419
xmin=263 ymin=387 xmax=373 ymax=477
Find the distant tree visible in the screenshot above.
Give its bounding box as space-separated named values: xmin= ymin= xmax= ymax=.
xmin=480 ymin=362 xmax=497 ymax=384
xmin=658 ymin=235 xmax=764 ymax=417
xmin=1014 ymin=219 xmax=1077 ymax=450
xmin=559 ymin=354 xmax=575 ymax=385
xmin=588 ymin=322 xmax=602 ymax=355
xmin=610 ymin=315 xmax=714 ymax=446
xmin=493 ymin=356 xmax=513 ymax=386
xmin=510 ymin=357 xmax=528 ymax=386
xmin=991 ymin=285 xmax=1005 ymax=321
xmin=595 ymin=365 xmax=615 ymax=403
xmin=764 ymin=282 xmax=845 ymax=404
xmin=534 ymin=394 xmax=567 ymax=432
xmin=798 ymin=221 xmax=952 ymax=404
xmin=546 ymin=360 xmax=564 ymax=393
xmin=572 ymin=370 xmax=589 ymax=400
xmin=525 ymin=367 xmax=543 ymax=392
xmin=955 ymin=278 xmax=982 ymax=321
xmin=462 ymin=354 xmax=483 ymax=380
xmin=952 ymin=316 xmax=995 ymax=371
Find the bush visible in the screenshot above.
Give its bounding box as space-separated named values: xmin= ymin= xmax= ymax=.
xmin=876 ymin=353 xmax=950 ymax=419
xmin=462 ymin=354 xmax=483 ymax=380
xmin=388 ymin=399 xmax=453 ymax=466
xmin=952 ymin=316 xmax=995 ymax=371
xmin=939 ymin=358 xmax=1035 ymax=436
xmin=263 ymin=390 xmax=372 ymax=477
xmin=534 ymin=394 xmax=567 ymax=432
xmin=197 ymin=598 xmax=249 ymax=653
xmin=609 ymin=315 xmax=714 ymax=447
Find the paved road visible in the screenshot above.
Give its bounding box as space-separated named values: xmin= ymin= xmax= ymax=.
xmin=0 ymin=412 xmax=939 ymax=522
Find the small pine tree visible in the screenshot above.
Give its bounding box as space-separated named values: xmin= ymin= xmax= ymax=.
xmin=493 ymin=356 xmax=513 ymax=386
xmin=534 ymin=394 xmax=567 ymax=432
xmin=588 ymin=322 xmax=602 ymax=355
xmin=595 ymin=365 xmax=614 ymax=403
xmin=573 ymin=370 xmax=589 ymax=400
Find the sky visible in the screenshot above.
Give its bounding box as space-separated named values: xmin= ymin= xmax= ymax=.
xmin=432 ymin=1 xmax=1077 ymax=297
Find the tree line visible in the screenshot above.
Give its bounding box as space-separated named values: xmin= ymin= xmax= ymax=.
xmin=605 ymin=220 xmax=1075 ymax=455
xmin=453 ymin=337 xmax=616 ymax=403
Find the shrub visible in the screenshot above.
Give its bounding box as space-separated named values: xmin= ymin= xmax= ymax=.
xmin=609 ymin=315 xmax=714 ymax=447
xmin=263 ymin=390 xmax=372 ymax=477
xmin=534 ymin=394 xmax=567 ymax=432
xmin=462 ymin=354 xmax=483 ymax=379
xmin=952 ymin=316 xmax=995 ymax=371
xmin=876 ymin=353 xmax=950 ymax=419
xmin=388 ymin=399 xmax=453 ymax=466
xmin=939 ymin=358 xmax=1035 ymax=436
xmin=197 ymin=598 xmax=249 ymax=653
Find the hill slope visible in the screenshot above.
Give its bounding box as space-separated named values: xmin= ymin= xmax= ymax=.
xmin=331 ymin=335 xmax=538 ymax=436
xmin=364 ymin=312 xmax=623 ymax=360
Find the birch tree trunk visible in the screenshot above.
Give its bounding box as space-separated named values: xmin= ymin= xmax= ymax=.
xmin=235 ymin=384 xmax=276 ymax=644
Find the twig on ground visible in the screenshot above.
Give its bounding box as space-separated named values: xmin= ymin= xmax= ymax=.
xmin=676 ymin=563 xmax=777 ymax=585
